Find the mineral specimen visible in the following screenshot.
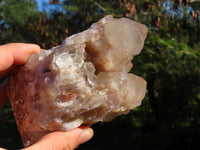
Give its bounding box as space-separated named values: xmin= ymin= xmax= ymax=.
xmin=8 ymin=15 xmax=147 ymax=147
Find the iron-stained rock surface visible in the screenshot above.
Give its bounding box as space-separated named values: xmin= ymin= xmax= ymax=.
xmin=8 ymin=15 xmax=147 ymax=146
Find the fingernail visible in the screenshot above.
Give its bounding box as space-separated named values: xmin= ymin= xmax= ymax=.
xmin=78 ymin=128 xmax=93 ymax=145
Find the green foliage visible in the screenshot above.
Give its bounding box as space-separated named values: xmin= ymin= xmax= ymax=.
xmin=0 ymin=0 xmax=39 ymax=44
xmin=0 ymin=102 xmax=23 ymax=149
xmin=134 ymin=33 xmax=200 ymax=76
xmin=0 ymin=0 xmax=38 ymax=26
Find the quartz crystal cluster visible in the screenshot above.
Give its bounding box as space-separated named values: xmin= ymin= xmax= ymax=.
xmin=8 ymin=15 xmax=147 ymax=147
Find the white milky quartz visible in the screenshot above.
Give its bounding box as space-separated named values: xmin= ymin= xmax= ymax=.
xmin=8 ymin=15 xmax=147 ymax=147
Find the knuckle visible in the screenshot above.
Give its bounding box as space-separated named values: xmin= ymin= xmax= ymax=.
xmin=65 ymin=143 xmax=72 ymax=150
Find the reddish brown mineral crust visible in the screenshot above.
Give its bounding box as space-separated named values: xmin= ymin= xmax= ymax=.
xmin=8 ymin=15 xmax=147 ymax=147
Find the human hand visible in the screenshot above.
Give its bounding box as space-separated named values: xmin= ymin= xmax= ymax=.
xmin=0 ymin=127 xmax=93 ymax=150
xmin=0 ymin=43 xmax=93 ymax=150
xmin=0 ymin=43 xmax=41 ymax=109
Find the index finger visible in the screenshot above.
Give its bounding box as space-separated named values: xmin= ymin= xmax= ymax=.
xmin=0 ymin=43 xmax=41 ymax=78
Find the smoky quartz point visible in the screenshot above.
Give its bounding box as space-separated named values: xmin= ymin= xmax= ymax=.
xmin=8 ymin=15 xmax=147 ymax=146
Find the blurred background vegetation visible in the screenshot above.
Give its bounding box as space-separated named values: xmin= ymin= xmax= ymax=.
xmin=0 ymin=0 xmax=200 ymax=149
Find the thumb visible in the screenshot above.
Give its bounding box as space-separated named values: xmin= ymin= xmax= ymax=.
xmin=23 ymin=128 xmax=93 ymax=150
